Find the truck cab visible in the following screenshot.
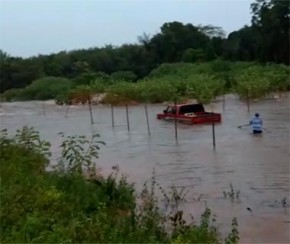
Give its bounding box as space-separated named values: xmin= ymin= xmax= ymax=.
xmin=163 ymin=103 xmax=205 ymax=115
xmin=157 ymin=103 xmax=221 ymax=124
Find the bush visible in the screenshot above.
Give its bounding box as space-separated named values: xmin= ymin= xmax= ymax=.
xmin=55 ymin=85 xmax=92 ymax=105
xmin=1 ymin=88 xmax=24 ymax=101
xmin=0 ymin=127 xmax=239 ymax=243
xmin=264 ymin=64 xmax=290 ymax=92
xmin=234 ymin=66 xmax=271 ymax=100
xmin=72 ymin=72 xmax=98 ymax=86
xmin=185 ymin=74 xmax=224 ymax=104
xmin=107 ymin=82 xmax=140 ymax=101
xmin=3 ymin=61 xmax=288 ymax=105
xmin=110 ymin=71 xmax=138 ymax=82
xmin=100 ymin=93 xmax=137 ymax=105
xmin=136 ymin=77 xmax=181 ymax=103
xmin=54 ymin=90 xmax=72 ymax=105
xmin=148 ymin=63 xmax=198 ymax=79
xmin=91 ymin=79 xmax=107 ymax=93
xmin=20 ymin=77 xmax=73 ymax=101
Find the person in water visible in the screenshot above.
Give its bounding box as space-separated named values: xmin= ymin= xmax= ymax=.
xmin=249 ymin=113 xmax=263 ymax=134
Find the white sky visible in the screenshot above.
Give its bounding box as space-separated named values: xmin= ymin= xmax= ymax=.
xmin=0 ymin=0 xmax=253 ymax=57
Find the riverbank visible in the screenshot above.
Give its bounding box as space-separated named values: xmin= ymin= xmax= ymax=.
xmin=1 ymin=127 xmax=238 ymax=243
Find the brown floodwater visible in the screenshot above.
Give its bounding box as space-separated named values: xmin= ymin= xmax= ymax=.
xmin=1 ymin=94 xmax=289 ymax=243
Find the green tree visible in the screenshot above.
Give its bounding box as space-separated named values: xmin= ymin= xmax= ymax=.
xmin=110 ymin=71 xmax=137 ymax=82
xmin=182 ymin=48 xmax=205 ymax=63
xmin=185 ymin=74 xmax=223 ymax=104
xmin=205 ymin=43 xmax=217 ymax=61
xmin=21 ymin=77 xmax=72 ymax=100
xmin=148 ymin=21 xmax=210 ymax=63
xmin=235 ymin=66 xmax=271 ymax=111
xmin=197 ymin=24 xmax=226 ymax=38
xmin=251 ymin=0 xmax=290 ymax=64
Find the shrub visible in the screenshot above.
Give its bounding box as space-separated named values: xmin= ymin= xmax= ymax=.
xmin=21 ymin=77 xmax=73 ymax=100
xmin=107 ymin=81 xmax=140 ymax=101
xmin=110 ymin=71 xmax=138 ymax=82
xmin=264 ymin=64 xmax=290 ymax=92
xmin=0 ymin=127 xmax=239 ymax=243
xmin=100 ymin=93 xmax=136 ymax=105
xmin=136 ymin=78 xmax=180 ymax=103
xmin=1 ymin=88 xmax=24 ymax=101
xmin=185 ymin=74 xmax=224 ymax=104
xmin=234 ymin=66 xmax=270 ymax=100
xmin=72 ymin=72 xmax=98 ymax=86
xmin=2 ymin=61 xmax=288 ymax=106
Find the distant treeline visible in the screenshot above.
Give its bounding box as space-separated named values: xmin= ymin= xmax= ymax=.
xmin=0 ymin=0 xmax=289 ymax=93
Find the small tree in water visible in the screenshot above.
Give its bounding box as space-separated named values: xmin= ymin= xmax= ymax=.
xmin=185 ymin=74 xmax=223 ymax=104
xmin=235 ymin=66 xmax=270 ymax=112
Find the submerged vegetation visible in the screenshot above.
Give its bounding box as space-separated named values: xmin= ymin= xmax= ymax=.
xmin=0 ymin=126 xmax=240 ymax=243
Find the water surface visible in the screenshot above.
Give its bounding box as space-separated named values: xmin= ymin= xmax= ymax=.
xmin=1 ymin=94 xmax=289 ymax=243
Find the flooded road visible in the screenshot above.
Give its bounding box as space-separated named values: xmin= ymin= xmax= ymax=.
xmin=1 ymin=94 xmax=289 ymax=243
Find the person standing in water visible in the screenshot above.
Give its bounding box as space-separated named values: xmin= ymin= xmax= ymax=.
xmin=249 ymin=113 xmax=263 ymax=134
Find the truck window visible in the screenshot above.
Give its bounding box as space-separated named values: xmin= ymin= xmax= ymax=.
xmin=179 ymin=104 xmax=204 ymax=114
xmin=166 ymin=106 xmax=176 ymax=114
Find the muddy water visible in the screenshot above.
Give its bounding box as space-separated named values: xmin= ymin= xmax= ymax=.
xmin=1 ymin=94 xmax=289 ymax=243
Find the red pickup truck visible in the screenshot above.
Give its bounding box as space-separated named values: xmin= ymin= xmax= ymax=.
xmin=157 ymin=103 xmax=221 ymax=124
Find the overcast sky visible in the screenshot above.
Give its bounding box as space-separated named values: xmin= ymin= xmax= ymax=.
xmin=0 ymin=0 xmax=253 ymax=58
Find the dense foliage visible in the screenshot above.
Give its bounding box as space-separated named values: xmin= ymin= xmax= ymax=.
xmin=0 ymin=127 xmax=239 ymax=243
xmin=1 ymin=61 xmax=289 ymax=105
xmin=0 ymin=0 xmax=289 ymax=94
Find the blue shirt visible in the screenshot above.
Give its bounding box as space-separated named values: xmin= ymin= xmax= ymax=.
xmin=249 ymin=117 xmax=263 ymax=131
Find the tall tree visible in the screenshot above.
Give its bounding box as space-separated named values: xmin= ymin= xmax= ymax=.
xmin=251 ymin=0 xmax=290 ymax=64
xmin=148 ymin=21 xmax=210 ymax=63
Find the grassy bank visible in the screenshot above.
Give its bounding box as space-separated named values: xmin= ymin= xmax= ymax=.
xmin=1 ymin=61 xmax=289 ymax=105
xmin=0 ymin=127 xmax=239 ymax=243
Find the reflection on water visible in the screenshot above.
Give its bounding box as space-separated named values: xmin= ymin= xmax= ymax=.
xmin=1 ymin=94 xmax=289 ymax=243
